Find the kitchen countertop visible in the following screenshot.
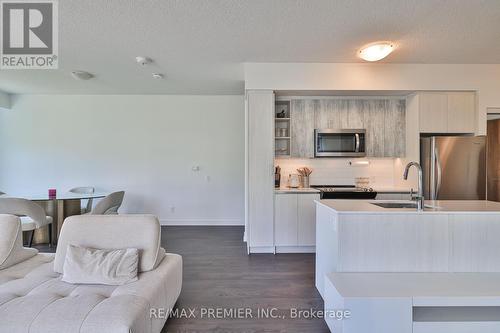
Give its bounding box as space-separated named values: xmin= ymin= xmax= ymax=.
xmin=316 ymin=199 xmax=500 ymax=214
xmin=275 ymin=187 xmax=321 ymax=194
xmin=275 ymin=186 xmax=412 ymax=194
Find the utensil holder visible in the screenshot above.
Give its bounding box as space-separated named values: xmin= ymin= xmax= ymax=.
xmin=300 ymin=175 xmax=310 ymax=188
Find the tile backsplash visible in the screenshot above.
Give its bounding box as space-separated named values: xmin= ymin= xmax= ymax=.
xmin=275 ymin=158 xmax=397 ymax=188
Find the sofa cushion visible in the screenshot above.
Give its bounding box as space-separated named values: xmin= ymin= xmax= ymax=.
xmin=0 ymin=214 xmax=38 ymax=270
xmin=62 ymin=245 xmax=139 ymax=285
xmin=54 ymin=215 xmax=162 ymax=273
xmin=0 ymin=252 xmax=182 ymax=333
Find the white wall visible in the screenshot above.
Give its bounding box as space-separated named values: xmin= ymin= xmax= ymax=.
xmin=0 ymin=94 xmax=245 ymax=225
xmin=245 ymin=63 xmax=500 ymax=135
xmin=0 ymin=91 xmax=10 ymax=110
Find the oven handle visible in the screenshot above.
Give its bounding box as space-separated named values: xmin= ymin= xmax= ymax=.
xmin=355 ymin=133 xmax=360 ymax=153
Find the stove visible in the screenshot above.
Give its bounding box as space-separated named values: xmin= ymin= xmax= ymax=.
xmin=311 ymin=185 xmax=377 ymax=200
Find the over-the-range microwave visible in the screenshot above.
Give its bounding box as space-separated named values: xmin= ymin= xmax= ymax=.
xmin=314 ymin=129 xmax=366 ymax=157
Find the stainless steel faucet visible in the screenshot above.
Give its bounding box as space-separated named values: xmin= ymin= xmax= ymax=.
xmin=403 ymin=162 xmax=425 ymax=211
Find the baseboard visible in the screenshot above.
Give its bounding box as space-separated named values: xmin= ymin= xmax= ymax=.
xmin=275 ymin=246 xmax=315 ymax=253
xmin=160 ymin=218 xmax=243 ymax=226
xmin=248 ymin=246 xmax=316 ymax=254
xmin=248 ymin=246 xmax=275 ymax=254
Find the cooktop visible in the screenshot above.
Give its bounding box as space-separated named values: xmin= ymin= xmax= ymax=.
xmin=311 ymin=185 xmax=377 ymax=199
xmin=311 ymin=185 xmax=374 ymax=192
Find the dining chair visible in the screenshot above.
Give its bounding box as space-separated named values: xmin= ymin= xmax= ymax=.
xmin=69 ymin=186 xmax=95 ymax=214
xmin=0 ymin=198 xmax=53 ymax=247
xmin=90 ymin=191 xmax=125 ymax=215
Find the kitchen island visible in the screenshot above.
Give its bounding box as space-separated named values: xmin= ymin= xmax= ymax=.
xmin=315 ymin=199 xmax=500 ymax=297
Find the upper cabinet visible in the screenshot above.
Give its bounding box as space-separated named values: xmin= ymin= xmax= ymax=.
xmin=419 ymin=92 xmax=476 ymax=134
xmin=419 ymin=93 xmax=448 ymax=133
xmin=286 ymin=98 xmax=406 ymax=158
xmin=290 ymin=100 xmax=314 ymax=158
xmin=384 ymin=100 xmax=406 ymax=157
xmin=447 ymin=92 xmax=476 ymax=133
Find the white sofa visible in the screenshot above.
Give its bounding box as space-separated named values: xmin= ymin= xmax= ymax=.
xmin=0 ymin=214 xmax=182 ymax=333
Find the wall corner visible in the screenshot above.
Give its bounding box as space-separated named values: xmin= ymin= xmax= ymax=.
xmin=0 ymin=91 xmax=11 ymax=110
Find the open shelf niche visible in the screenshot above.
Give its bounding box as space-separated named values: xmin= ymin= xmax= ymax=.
xmin=275 ymin=100 xmax=291 ymax=157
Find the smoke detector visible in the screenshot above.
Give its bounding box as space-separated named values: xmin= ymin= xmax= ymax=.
xmin=71 ymin=71 xmax=94 ymax=80
xmin=135 ymin=56 xmax=152 ymax=65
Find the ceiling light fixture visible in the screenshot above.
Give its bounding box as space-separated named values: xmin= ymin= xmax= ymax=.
xmin=71 ymin=71 xmax=94 ymax=80
xmin=152 ymin=73 xmax=164 ymax=79
xmin=358 ymin=42 xmax=395 ymax=62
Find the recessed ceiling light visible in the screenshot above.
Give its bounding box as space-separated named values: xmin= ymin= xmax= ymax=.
xmin=135 ymin=56 xmax=152 ymax=65
xmin=71 ymin=71 xmax=94 ymax=80
xmin=152 ymin=73 xmax=164 ymax=79
xmin=358 ymin=42 xmax=395 ymax=62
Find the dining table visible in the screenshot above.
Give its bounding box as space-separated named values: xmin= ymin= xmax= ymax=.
xmin=0 ymin=191 xmax=108 ymax=245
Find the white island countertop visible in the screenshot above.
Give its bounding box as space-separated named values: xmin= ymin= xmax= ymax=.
xmin=317 ymin=199 xmax=500 ymax=214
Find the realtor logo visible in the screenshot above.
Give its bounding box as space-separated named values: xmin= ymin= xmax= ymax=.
xmin=1 ymin=0 xmax=58 ymax=69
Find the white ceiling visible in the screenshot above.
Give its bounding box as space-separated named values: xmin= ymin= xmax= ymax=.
xmin=1 ymin=0 xmax=500 ymax=95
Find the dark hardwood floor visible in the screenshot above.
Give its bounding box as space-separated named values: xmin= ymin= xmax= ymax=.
xmin=161 ymin=226 xmax=329 ymax=333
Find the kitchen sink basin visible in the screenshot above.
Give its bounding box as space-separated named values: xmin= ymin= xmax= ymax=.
xmin=371 ymin=202 xmax=438 ymax=209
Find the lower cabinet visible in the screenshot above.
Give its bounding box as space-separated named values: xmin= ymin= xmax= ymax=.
xmin=274 ymin=194 xmax=298 ymax=246
xmin=297 ymin=194 xmax=317 ymax=246
xmin=274 ymin=193 xmax=320 ymax=251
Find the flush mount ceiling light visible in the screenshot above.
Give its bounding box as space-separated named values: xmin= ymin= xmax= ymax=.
xmin=71 ymin=71 xmax=94 ymax=80
xmin=358 ymin=42 xmax=395 ymax=62
xmin=152 ymin=73 xmax=164 ymax=79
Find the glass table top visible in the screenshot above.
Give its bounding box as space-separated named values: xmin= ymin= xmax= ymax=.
xmin=0 ymin=192 xmax=108 ymax=201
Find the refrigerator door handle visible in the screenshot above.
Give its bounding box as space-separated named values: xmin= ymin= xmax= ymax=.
xmin=435 ymin=146 xmax=442 ymax=199
xmin=430 ymin=138 xmax=436 ymax=200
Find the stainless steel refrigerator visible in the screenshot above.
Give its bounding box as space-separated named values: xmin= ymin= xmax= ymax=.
xmin=420 ymin=136 xmax=486 ymax=200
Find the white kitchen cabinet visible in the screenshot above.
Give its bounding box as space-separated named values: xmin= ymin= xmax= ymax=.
xmin=274 ymin=194 xmax=298 ymax=246
xmin=247 ymin=90 xmax=275 ymax=252
xmin=298 ymin=193 xmax=318 ymax=246
xmin=418 ymin=92 xmax=476 ymax=134
xmin=274 ymin=192 xmax=320 ymax=251
xmin=419 ymin=93 xmax=448 ymax=133
xmin=447 ymin=92 xmax=476 ymax=133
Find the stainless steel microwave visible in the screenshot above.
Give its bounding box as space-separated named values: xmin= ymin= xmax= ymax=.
xmin=314 ymin=129 xmax=366 ymax=157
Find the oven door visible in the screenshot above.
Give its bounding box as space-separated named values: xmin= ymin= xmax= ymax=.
xmin=315 ymin=129 xmax=366 ymax=157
